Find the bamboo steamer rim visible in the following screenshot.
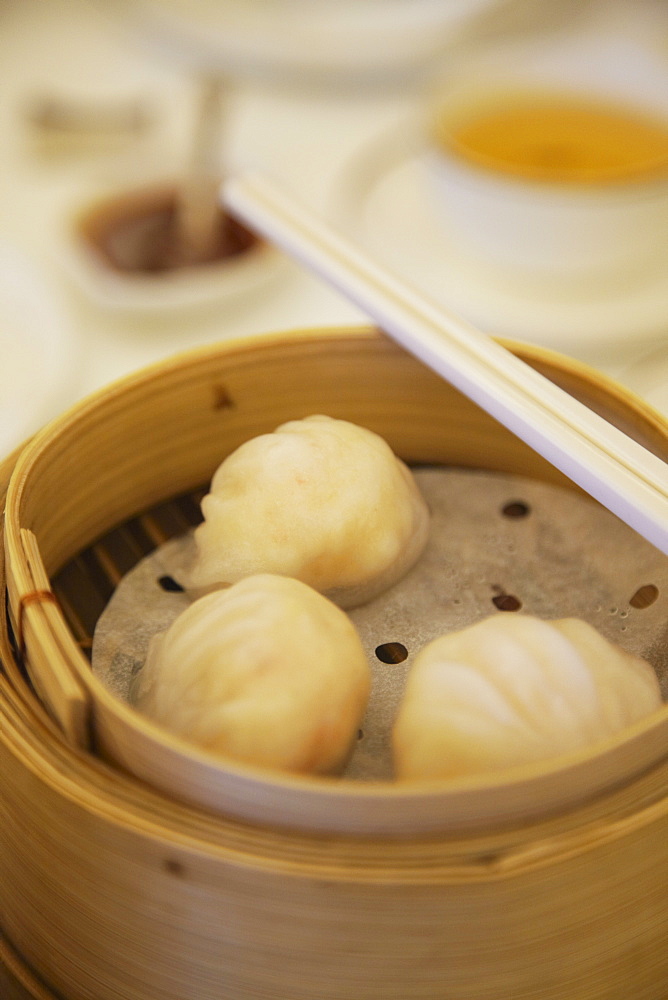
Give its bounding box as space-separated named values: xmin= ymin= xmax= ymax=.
xmin=3 ymin=325 xmax=668 ymax=838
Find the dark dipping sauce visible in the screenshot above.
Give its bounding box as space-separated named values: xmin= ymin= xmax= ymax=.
xmin=77 ymin=184 xmax=261 ymax=274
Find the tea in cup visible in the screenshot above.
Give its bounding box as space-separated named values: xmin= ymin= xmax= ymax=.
xmin=425 ymin=79 xmax=668 ymax=288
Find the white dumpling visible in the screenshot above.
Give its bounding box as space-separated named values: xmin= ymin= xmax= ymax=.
xmin=392 ymin=615 xmax=662 ymax=781
xmin=184 ymin=414 xmax=430 ymax=608
xmin=132 ymin=574 xmax=371 ymax=775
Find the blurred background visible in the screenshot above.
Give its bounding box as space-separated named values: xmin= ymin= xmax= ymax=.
xmin=1 ymin=0 xmax=667 ymax=459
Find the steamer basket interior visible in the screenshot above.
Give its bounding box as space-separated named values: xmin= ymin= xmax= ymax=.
xmin=4 ymin=327 xmax=668 ymax=837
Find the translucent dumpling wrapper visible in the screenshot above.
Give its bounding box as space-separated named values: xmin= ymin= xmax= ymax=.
xmin=183 ymin=414 xmax=430 ymax=608
xmin=392 ymin=615 xmax=663 ymax=781
xmin=131 ymin=574 xmax=371 ymax=775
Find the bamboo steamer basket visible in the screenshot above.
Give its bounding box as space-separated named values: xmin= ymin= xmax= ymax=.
xmin=1 ymin=325 xmax=668 ymax=1000
xmin=0 ymin=932 xmax=57 ymax=1000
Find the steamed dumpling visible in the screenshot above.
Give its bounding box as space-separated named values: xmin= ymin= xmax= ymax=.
xmin=132 ymin=574 xmax=371 ymax=775
xmin=184 ymin=414 xmax=430 ymax=608
xmin=392 ymin=615 xmax=662 ymax=781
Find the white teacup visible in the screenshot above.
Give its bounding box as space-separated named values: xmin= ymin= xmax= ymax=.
xmin=424 ymin=42 xmax=668 ymax=290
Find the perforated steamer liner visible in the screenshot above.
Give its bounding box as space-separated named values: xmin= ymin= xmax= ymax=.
xmin=1 ymin=326 xmax=668 ymax=1000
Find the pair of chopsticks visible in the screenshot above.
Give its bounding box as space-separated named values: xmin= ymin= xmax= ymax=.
xmin=224 ymin=171 xmax=668 ymax=555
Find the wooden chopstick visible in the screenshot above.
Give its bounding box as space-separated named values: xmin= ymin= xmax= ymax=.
xmin=224 ymin=170 xmax=668 ymax=554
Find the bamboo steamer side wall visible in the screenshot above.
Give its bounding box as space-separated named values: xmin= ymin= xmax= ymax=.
xmin=0 ymin=935 xmax=59 ymax=1000
xmin=2 ymin=695 xmax=668 ymax=1000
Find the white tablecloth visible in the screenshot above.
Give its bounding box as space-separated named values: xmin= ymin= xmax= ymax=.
xmin=0 ymin=0 xmax=666 ymax=456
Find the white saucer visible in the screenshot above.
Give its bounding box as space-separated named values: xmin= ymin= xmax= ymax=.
xmin=330 ymin=121 xmax=668 ymax=362
xmin=0 ymin=240 xmax=77 ymax=457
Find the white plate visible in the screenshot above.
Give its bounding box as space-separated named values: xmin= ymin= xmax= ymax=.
xmin=330 ymin=120 xmax=668 ymax=362
xmin=123 ymin=0 xmax=501 ymax=86
xmin=0 ymin=240 xmax=77 ymax=457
